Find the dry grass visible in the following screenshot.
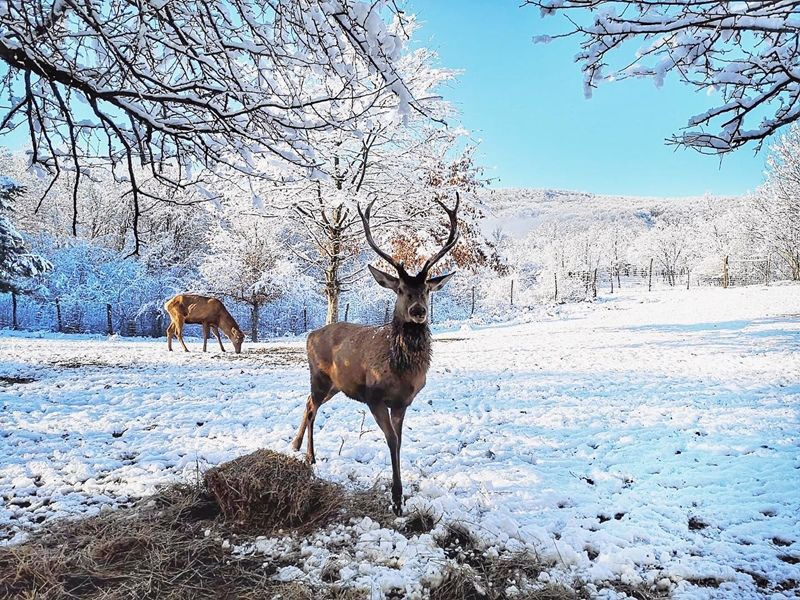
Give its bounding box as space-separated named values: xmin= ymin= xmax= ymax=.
xmin=428 ymin=524 xmax=666 ymax=600
xmin=0 ymin=483 xmax=307 ymax=599
xmin=0 ymin=451 xmax=354 ymax=599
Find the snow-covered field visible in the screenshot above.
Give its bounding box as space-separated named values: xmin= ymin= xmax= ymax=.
xmin=1 ymin=284 xmax=798 ymax=598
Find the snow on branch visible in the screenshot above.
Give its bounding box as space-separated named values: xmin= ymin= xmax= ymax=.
xmin=528 ymin=0 xmax=800 ymax=153
xmin=0 ymin=0 xmax=417 ymax=253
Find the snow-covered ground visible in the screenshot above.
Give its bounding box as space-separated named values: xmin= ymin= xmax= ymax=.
xmin=1 ymin=284 xmax=798 ymax=598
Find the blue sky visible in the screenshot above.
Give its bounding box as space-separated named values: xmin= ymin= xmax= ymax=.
xmin=406 ymin=1 xmax=766 ymax=197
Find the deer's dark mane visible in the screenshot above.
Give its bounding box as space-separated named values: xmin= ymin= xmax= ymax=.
xmin=389 ymin=318 xmax=431 ymax=374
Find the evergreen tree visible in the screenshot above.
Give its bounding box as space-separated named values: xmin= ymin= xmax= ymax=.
xmin=0 ymin=177 xmax=49 ymax=293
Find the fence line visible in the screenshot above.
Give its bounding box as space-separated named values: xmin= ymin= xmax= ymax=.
xmin=0 ymin=257 xmax=780 ymax=338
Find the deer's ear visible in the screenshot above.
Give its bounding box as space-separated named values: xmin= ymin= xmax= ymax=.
xmin=368 ymin=264 xmax=400 ymax=292
xmin=427 ymin=271 xmax=455 ymax=292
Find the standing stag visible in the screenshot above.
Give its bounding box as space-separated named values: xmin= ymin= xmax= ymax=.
xmin=164 ymin=294 xmax=245 ymax=354
xmin=292 ymin=195 xmax=460 ymax=515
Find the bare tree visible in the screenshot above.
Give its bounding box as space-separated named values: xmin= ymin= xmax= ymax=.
xmin=528 ymin=1 xmax=800 ymax=153
xmin=0 ymin=0 xmax=418 ymax=253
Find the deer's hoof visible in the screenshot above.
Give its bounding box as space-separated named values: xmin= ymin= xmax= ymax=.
xmin=392 ymin=503 xmax=403 ymax=517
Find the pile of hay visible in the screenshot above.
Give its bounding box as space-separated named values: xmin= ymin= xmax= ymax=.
xmin=204 ymin=448 xmax=341 ymax=530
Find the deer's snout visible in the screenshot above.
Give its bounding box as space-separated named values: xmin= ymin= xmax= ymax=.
xmin=408 ymin=303 xmax=427 ymax=323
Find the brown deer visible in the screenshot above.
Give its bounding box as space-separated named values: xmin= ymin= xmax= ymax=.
xmin=164 ymin=294 xmax=245 ymax=354
xmin=292 ymin=195 xmax=459 ymax=515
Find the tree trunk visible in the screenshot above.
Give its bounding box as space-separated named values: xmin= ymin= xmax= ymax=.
xmin=609 ymin=264 xmax=614 ymax=294
xmin=648 ymin=258 xmax=653 ymax=291
xmin=325 ymin=282 xmax=340 ymax=325
xmin=55 ymin=298 xmax=63 ymax=332
xmin=106 ymin=303 xmax=113 ymax=335
xmin=11 ymin=292 xmax=17 ymax=330
xmin=251 ymin=302 xmax=260 ymax=342
xmin=323 ymin=203 xmax=344 ymax=325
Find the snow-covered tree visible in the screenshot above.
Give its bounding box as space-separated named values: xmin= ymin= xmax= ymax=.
xmin=529 ymin=1 xmax=800 ymax=152
xmin=278 ymin=43 xmax=482 ymax=324
xmin=0 ymin=148 xmax=214 ymax=259
xmin=0 ymin=0 xmax=419 ymax=251
xmin=200 ymin=211 xmax=289 ymax=341
xmin=634 ymin=213 xmax=702 ymax=287
xmin=752 ymin=126 xmax=800 ymax=279
xmin=0 ymin=176 xmax=48 ymax=293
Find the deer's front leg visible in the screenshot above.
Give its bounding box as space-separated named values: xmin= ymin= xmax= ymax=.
xmin=369 ymin=401 xmax=403 ymax=516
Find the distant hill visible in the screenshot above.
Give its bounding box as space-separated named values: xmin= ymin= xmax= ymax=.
xmin=480 ymin=188 xmax=731 ymax=238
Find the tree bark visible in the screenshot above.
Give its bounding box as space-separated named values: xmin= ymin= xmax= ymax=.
xmin=325 ymin=276 xmax=340 ymax=325
xmin=251 ymin=302 xmax=260 ymax=343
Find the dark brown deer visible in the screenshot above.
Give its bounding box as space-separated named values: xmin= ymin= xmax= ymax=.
xmin=164 ymin=294 xmax=245 ymax=354
xmin=292 ymin=195 xmax=459 ymax=515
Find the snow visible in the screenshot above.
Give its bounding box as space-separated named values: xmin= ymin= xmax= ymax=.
xmin=1 ymin=284 xmax=799 ymax=598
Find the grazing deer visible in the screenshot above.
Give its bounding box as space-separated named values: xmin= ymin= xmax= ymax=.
xmin=292 ymin=195 xmax=459 ymax=515
xmin=164 ymin=294 xmax=245 ymax=354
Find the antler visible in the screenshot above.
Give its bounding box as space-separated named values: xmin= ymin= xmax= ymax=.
xmin=419 ymin=192 xmax=460 ymax=276
xmin=358 ymin=199 xmax=409 ymax=277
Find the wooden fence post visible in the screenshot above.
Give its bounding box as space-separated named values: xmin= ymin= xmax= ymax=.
xmin=592 ymin=268 xmax=597 ymax=299
xmin=553 ymin=272 xmax=558 ymax=303
xmin=686 ymin=269 xmax=690 ymax=290
xmin=609 ymin=264 xmax=614 ymax=294
xmin=303 ymin=306 xmax=308 ymax=331
xmin=55 ymin=298 xmax=63 ymax=332
xmin=648 ymin=258 xmax=654 ymax=292
xmin=510 ymin=280 xmax=514 ymax=306
xmin=470 ymin=287 xmax=475 ymax=316
xmin=722 ymin=255 xmax=729 ymax=288
xmin=11 ymin=291 xmax=17 ymax=330
xmin=106 ymin=303 xmax=113 ymax=335
xmin=344 ymin=303 xmax=349 ymax=322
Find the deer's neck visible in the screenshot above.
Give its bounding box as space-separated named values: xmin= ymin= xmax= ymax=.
xmin=218 ymin=311 xmax=237 ymax=336
xmin=389 ymin=318 xmax=431 ymax=374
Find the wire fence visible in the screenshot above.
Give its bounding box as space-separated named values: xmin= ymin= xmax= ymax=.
xmin=0 ymin=257 xmax=779 ymax=338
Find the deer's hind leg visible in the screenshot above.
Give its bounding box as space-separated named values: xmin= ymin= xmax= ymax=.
xmin=292 ymin=373 xmax=336 ymax=464
xmin=166 ymin=322 xmax=175 ymax=351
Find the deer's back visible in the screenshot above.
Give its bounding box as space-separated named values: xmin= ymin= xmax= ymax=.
xmin=165 ymin=294 xmax=227 ymax=325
